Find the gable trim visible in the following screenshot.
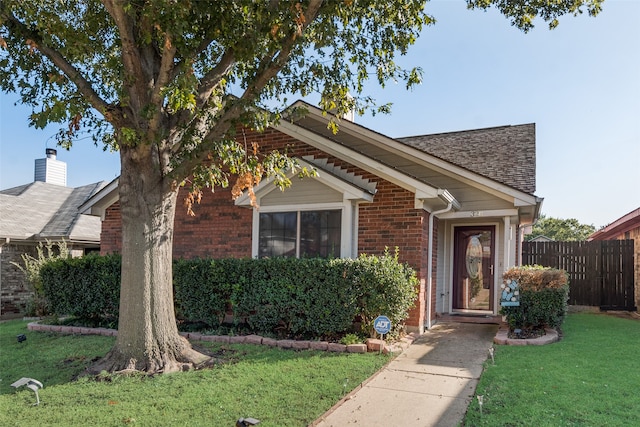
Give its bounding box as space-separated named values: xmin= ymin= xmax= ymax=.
xmin=275 ymin=121 xmax=458 ymax=212
xmin=289 ymin=101 xmax=537 ymax=207
xmin=79 ymin=178 xmax=119 ymax=221
xmin=234 ymin=158 xmax=375 ymax=207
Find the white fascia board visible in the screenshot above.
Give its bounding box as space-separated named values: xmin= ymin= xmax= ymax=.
xmin=438 ymin=208 xmax=519 ymax=220
xmin=514 ymin=195 xmax=538 ymax=207
xmin=300 ymin=107 xmax=537 ymax=206
xmin=78 ymin=178 xmax=120 ymax=220
xmin=297 ymin=158 xmax=375 ymax=201
xmin=275 ymin=120 xmax=441 ymax=202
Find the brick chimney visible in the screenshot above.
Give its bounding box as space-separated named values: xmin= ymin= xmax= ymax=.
xmin=34 ymin=148 xmax=67 ymax=186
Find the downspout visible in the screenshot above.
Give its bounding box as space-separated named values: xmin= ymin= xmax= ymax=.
xmin=517 ymin=196 xmax=544 ymax=266
xmin=426 ymin=203 xmax=453 ymax=330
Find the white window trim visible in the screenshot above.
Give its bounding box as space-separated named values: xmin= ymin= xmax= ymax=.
xmin=252 ymin=201 xmax=358 ymax=259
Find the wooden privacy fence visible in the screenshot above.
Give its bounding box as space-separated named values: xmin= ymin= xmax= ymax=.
xmin=522 ymin=240 xmax=636 ymax=310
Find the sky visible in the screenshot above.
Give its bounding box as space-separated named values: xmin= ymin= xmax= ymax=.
xmin=0 ymin=0 xmax=638 ymax=229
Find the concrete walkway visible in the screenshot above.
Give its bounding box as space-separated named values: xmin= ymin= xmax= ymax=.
xmin=313 ymin=322 xmax=499 ymax=427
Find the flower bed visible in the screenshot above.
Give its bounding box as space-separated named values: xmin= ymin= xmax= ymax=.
xmin=499 ymin=265 xmax=569 ymax=340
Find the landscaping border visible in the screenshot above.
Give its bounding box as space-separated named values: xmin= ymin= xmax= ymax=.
xmin=493 ymin=326 xmax=559 ymax=345
xmin=27 ymin=321 xmax=417 ymax=354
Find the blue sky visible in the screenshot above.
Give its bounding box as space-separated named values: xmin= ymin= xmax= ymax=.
xmin=1 ymin=0 xmax=638 ymax=228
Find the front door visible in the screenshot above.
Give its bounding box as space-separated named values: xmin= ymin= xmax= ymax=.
xmin=452 ymin=226 xmax=495 ymax=312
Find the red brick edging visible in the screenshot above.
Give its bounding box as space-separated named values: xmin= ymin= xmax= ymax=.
xmin=27 ymin=322 xmax=417 ymax=354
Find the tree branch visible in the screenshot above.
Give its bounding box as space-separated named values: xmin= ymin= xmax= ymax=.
xmin=0 ymin=7 xmax=119 ymax=124
xmin=169 ymin=35 xmax=216 ymax=83
xmin=196 ymin=48 xmax=236 ymax=109
xmin=102 ymin=0 xmax=148 ymax=118
xmin=148 ymin=31 xmax=176 ymax=135
xmin=240 ymin=0 xmax=323 ymax=101
xmin=169 ymin=0 xmax=325 ymax=182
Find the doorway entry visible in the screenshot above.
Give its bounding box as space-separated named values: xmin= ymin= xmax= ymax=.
xmin=452 ymin=226 xmax=495 ymax=312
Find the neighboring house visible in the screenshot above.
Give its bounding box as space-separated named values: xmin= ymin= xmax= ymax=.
xmin=82 ymin=101 xmax=543 ymax=332
xmin=528 ymin=235 xmax=554 ymax=242
xmin=0 ymin=149 xmax=106 ymax=317
xmin=588 ymin=207 xmax=640 ymax=308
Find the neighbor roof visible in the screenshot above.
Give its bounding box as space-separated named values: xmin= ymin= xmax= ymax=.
xmin=0 ymin=181 xmax=106 ymax=243
xmin=396 ymin=124 xmax=536 ymax=195
xmin=588 ymin=207 xmax=640 ymax=241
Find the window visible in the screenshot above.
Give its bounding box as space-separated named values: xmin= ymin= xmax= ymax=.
xmin=259 ymin=210 xmax=341 ymax=258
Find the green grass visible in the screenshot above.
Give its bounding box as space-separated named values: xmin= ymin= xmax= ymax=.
xmin=464 ymin=313 xmax=640 ymax=426
xmin=0 ymin=320 xmax=390 ymax=426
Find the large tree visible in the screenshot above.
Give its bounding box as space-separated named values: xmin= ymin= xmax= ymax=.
xmin=0 ymin=0 xmax=603 ymax=374
xmin=526 ymin=214 xmax=597 ymax=241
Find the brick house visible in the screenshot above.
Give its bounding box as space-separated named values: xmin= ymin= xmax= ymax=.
xmin=0 ymin=149 xmax=106 ymax=317
xmin=588 ymin=207 xmax=640 ymax=308
xmin=83 ymin=101 xmax=542 ymax=332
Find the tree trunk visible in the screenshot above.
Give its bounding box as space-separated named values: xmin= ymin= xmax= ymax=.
xmin=89 ymin=145 xmax=209 ymax=374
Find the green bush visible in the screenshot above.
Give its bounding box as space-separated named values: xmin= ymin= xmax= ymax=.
xmin=500 ymin=265 xmax=569 ymax=333
xmin=11 ymin=239 xmax=70 ymax=316
xmin=41 ymin=253 xmax=121 ymax=325
xmin=173 ymin=258 xmax=239 ymax=326
xmin=231 ymin=257 xmax=360 ymax=338
xmin=352 ymin=249 xmax=419 ymax=337
xmin=41 ymin=252 xmax=418 ymax=340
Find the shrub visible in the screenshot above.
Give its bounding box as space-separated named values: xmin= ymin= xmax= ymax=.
xmin=11 ymin=239 xmax=70 ymax=316
xmin=352 ymin=249 xmax=418 ymax=337
xmin=174 ymin=258 xmax=239 ymax=326
xmin=500 ymin=265 xmax=569 ymax=334
xmin=41 ymin=252 xmax=418 ymax=340
xmin=41 ymin=253 xmax=121 ymax=325
xmin=230 ymin=257 xmax=359 ymax=338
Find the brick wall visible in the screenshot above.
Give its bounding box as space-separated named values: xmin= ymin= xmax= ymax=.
xmin=100 ymin=190 xmax=254 ymax=259
xmin=0 ymin=244 xmax=34 ymax=316
xmin=100 ymin=202 xmax=122 ymax=254
xmin=618 ymin=227 xmax=640 ymax=309
xmin=98 ymin=126 xmax=436 ymax=328
xmin=633 ymin=228 xmax=640 ymax=310
xmin=173 ymin=190 xmax=253 ymax=259
xmin=0 ymin=243 xmax=91 ymax=317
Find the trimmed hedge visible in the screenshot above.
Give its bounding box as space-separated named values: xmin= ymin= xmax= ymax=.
xmin=41 ymin=251 xmax=418 ymax=339
xmin=41 ymin=253 xmax=121 ymax=325
xmin=500 ymin=265 xmax=569 ymax=333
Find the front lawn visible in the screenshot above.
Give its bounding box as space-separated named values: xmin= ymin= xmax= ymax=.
xmin=0 ymin=320 xmax=390 ymax=426
xmin=465 ymin=313 xmax=640 ymax=426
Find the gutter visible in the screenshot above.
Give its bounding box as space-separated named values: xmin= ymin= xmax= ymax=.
xmin=517 ymin=196 xmax=544 ymax=265
xmin=426 ymin=198 xmax=455 ymax=330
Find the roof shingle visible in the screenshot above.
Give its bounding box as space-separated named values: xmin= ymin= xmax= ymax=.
xmin=396 ymin=123 xmax=536 ymax=195
xmin=0 ymin=181 xmax=106 ymax=242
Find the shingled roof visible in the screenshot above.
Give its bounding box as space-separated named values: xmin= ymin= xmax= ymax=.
xmin=396 ymin=123 xmax=536 ymax=195
xmin=0 ymin=181 xmax=106 ymax=242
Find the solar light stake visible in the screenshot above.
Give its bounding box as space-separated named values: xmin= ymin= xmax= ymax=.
xmin=477 ymin=395 xmax=484 ymax=416
xmin=236 ymin=418 xmax=260 ymax=426
xmin=488 ymin=347 xmax=495 ymax=364
xmin=10 ymin=378 xmax=43 ymax=406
